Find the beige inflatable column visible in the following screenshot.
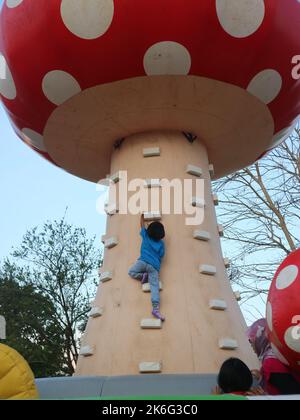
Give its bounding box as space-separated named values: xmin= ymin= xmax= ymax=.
xmin=76 ymin=131 xmax=258 ymax=376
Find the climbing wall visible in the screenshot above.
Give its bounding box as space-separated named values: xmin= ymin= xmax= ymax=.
xmin=76 ymin=131 xmax=259 ymax=376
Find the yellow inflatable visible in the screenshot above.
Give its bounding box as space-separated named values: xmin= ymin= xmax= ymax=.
xmin=0 ymin=344 xmax=39 ymax=400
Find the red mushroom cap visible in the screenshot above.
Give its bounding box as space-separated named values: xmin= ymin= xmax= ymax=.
xmin=267 ymin=249 xmax=300 ymax=373
xmin=0 ymin=0 xmax=299 ymax=180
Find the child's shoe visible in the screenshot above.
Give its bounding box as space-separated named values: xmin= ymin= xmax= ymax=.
xmin=152 ymin=308 xmax=165 ymax=322
xmin=141 ymin=273 xmax=148 ymax=284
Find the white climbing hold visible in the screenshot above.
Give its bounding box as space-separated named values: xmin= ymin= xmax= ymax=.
xmin=80 ymin=345 xmax=95 ymax=357
xmin=104 ymin=237 xmax=119 ymax=249
xmin=224 ymin=258 xmax=231 ymax=268
xmin=89 ymin=307 xmax=103 ymax=318
xmin=0 ymin=316 xmax=6 ymax=340
xmin=218 ymin=225 xmax=224 ymax=237
xmin=143 ymin=147 xmax=161 ymax=158
xmin=140 ymin=319 xmax=162 ymax=329
xmin=89 ymin=300 xmax=96 ymax=308
xmin=145 ymin=179 xmax=161 ymax=188
xmin=209 ymin=164 xmax=215 ymax=177
xmin=143 ymin=212 xmax=162 ymax=221
xmin=139 ymin=362 xmax=162 ymax=373
xmin=193 ymin=230 xmax=211 ymax=241
xmin=219 ymin=339 xmax=238 ymax=350
xmin=234 ymin=291 xmax=242 ymax=302
xmin=104 ymin=203 xmax=119 ymax=216
xmin=142 ymin=282 xmax=163 ymax=293
xmin=213 ymin=194 xmax=219 ymax=206
xmin=186 ymin=164 xmax=203 ymax=178
xmin=110 ymin=172 xmax=121 ymax=184
xmin=192 ymin=197 xmax=206 ymax=209
xmin=209 ymin=300 xmax=227 ymax=311
xmin=99 ymin=271 xmax=113 ymax=283
xmin=200 ymin=265 xmax=217 ymax=276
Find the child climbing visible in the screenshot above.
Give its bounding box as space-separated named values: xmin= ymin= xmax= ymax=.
xmin=128 ymin=214 xmax=166 ymax=321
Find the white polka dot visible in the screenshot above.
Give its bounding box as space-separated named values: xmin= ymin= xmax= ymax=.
xmin=22 ymin=128 xmax=46 ymax=152
xmin=276 ymin=265 xmax=299 ymax=290
xmin=284 ymin=327 xmax=300 ymax=353
xmin=61 ymin=0 xmax=114 ymax=40
xmin=6 ymin=0 xmax=23 ymax=8
xmin=42 ymin=70 xmax=81 ymax=106
xmin=0 ymin=53 xmax=16 ymax=100
xmin=267 ymin=302 xmax=273 ymax=332
xmin=216 ymin=0 xmax=265 ymax=38
xmin=144 ymin=42 xmax=192 ymax=76
xmin=247 ymin=70 xmax=282 ymax=104
xmin=271 ymin=343 xmax=290 ymax=365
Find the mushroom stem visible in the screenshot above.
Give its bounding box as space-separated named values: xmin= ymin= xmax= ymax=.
xmin=76 ymin=131 xmax=258 ymax=376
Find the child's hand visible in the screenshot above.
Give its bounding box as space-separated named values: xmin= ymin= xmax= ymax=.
xmin=251 ymin=369 xmax=262 ymax=382
xmin=245 ymin=387 xmax=266 ymax=396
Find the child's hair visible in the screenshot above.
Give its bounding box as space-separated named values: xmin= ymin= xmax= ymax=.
xmin=218 ymin=358 xmax=253 ymax=394
xmin=147 ymin=222 xmax=165 ymax=241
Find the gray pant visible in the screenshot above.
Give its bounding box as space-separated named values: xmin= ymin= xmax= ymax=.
xmin=128 ymin=260 xmax=160 ymax=308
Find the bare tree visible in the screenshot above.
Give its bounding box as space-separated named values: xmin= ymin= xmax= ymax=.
xmin=214 ymin=125 xmax=300 ymax=321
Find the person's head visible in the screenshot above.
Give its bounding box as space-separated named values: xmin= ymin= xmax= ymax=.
xmin=218 ymin=358 xmax=253 ymax=394
xmin=247 ymin=318 xmax=272 ymax=361
xmin=147 ymin=222 xmax=165 ymax=241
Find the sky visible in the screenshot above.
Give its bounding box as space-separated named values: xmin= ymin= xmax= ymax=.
xmin=0 ymin=103 xmax=107 ymax=260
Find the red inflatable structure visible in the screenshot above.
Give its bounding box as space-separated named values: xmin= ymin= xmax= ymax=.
xmin=267 ymin=249 xmax=300 ymax=373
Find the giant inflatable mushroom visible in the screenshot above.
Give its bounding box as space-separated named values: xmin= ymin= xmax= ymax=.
xmin=0 ymin=0 xmax=299 ymax=376
xmin=266 ymin=249 xmax=300 ymax=373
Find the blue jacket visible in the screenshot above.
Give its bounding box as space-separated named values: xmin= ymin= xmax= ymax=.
xmin=139 ymin=227 xmax=165 ymax=271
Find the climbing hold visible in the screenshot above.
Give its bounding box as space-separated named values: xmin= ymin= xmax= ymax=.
xmin=104 ymin=237 xmax=119 ymax=249
xmin=99 ymin=271 xmax=113 ymax=283
xmin=89 ymin=307 xmax=103 ymax=318
xmin=219 ymin=339 xmax=238 ymax=351
xmin=0 ymin=316 xmax=6 ymax=340
xmin=224 ymin=258 xmax=231 ymax=268
xmin=186 ymin=164 xmax=202 ymax=178
xmin=193 ymin=230 xmax=211 ymax=241
xmin=140 ymin=319 xmax=162 ymax=329
xmin=110 ymin=171 xmax=121 ymax=184
xmin=209 ymin=300 xmax=227 ymax=311
xmin=142 ymin=282 xmax=163 ymax=293
xmin=191 ymin=197 xmax=206 ymax=208
xmin=143 ymin=147 xmax=161 ymax=158
xmin=143 ymin=212 xmax=162 ymax=221
xmin=234 ymin=291 xmax=242 ymax=302
xmin=218 ymin=225 xmax=224 ymax=237
xmin=145 ymin=179 xmax=161 ymax=188
xmin=104 ymin=203 xmax=119 ymax=216
xmin=200 ymin=265 xmax=217 ymax=276
xmin=209 ymin=164 xmax=215 ymax=177
xmin=213 ymin=194 xmax=219 ymax=206
xmin=79 ymin=345 xmax=95 ymax=357
xmin=139 ymin=362 xmax=162 ymax=373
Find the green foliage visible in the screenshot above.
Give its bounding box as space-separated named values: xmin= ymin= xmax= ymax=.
xmin=0 ymin=261 xmax=65 ymax=377
xmin=1 ymin=217 xmax=102 ymax=376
